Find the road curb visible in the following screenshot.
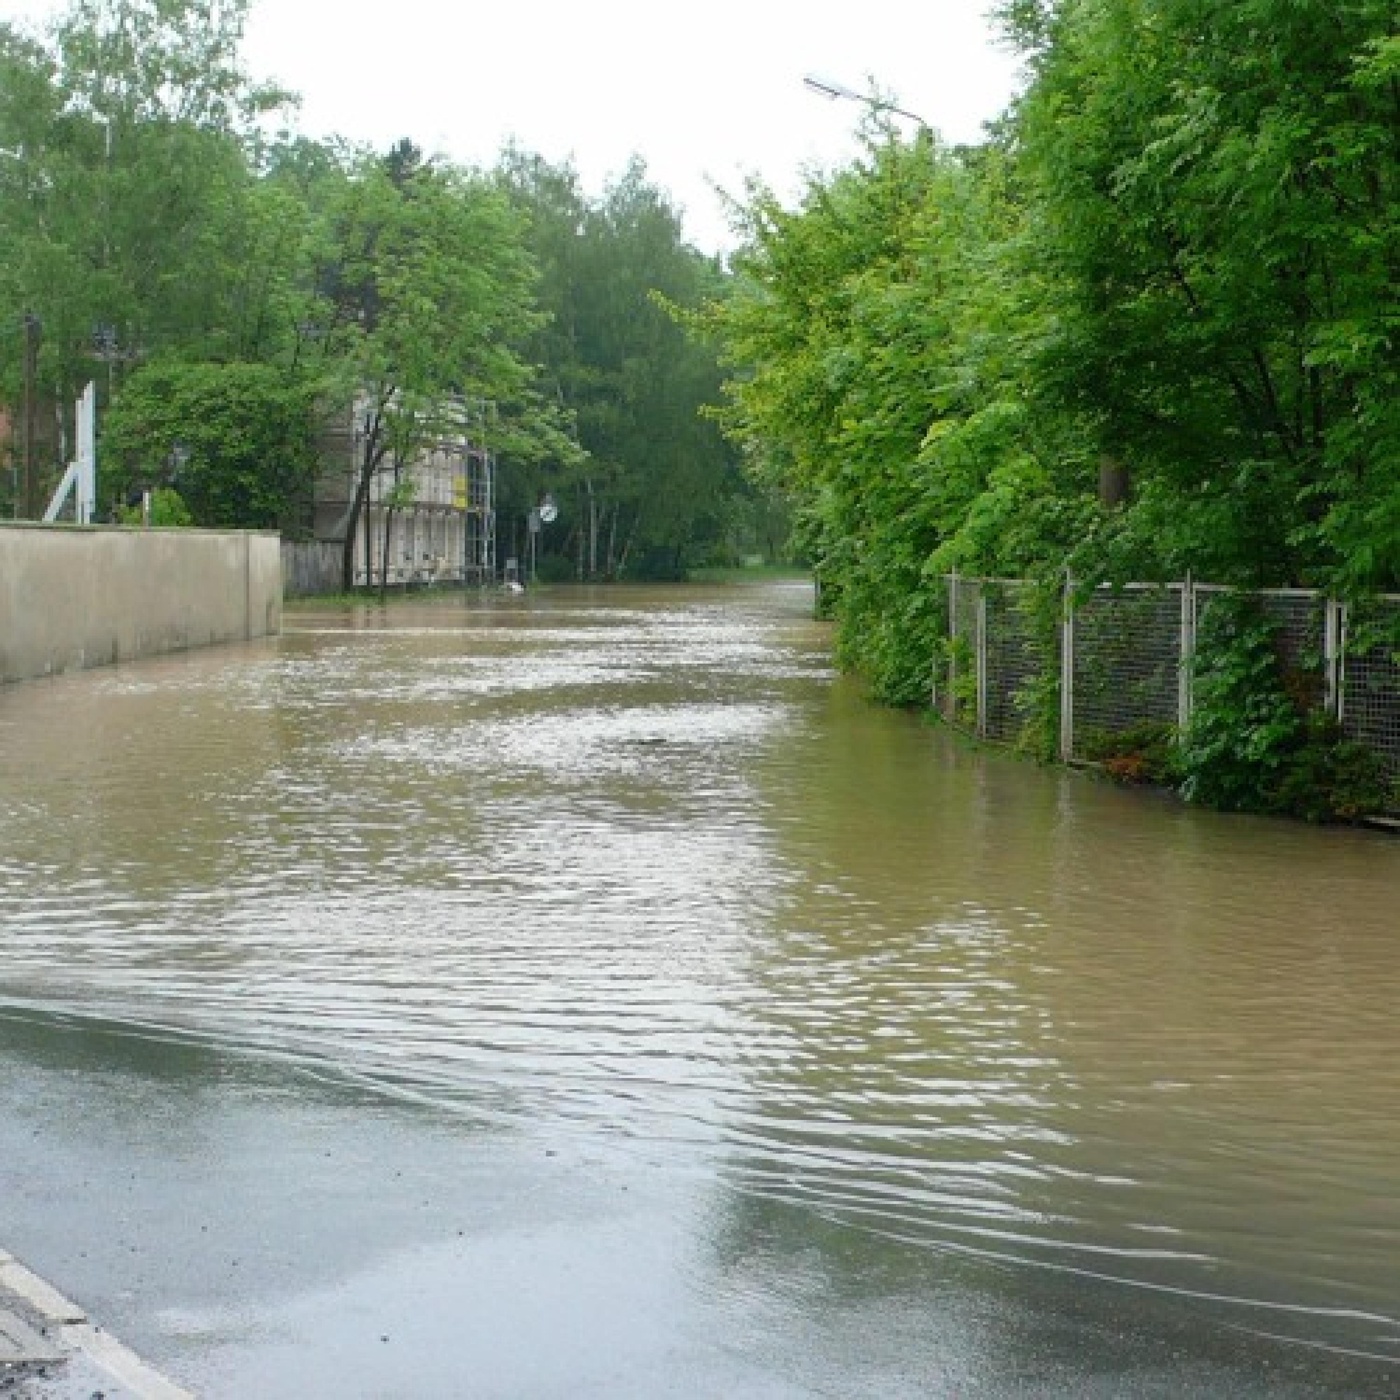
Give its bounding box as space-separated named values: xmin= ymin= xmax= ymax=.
xmin=0 ymin=1249 xmax=193 ymax=1399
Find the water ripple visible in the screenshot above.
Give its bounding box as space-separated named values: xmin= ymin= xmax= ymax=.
xmin=1 ymin=584 xmax=1398 ymax=1362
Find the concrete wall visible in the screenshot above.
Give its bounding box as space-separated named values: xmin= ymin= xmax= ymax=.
xmin=0 ymin=524 xmax=282 ymax=685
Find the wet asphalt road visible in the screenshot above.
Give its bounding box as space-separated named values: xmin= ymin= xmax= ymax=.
xmin=3 ymin=1008 xmax=1399 ymax=1398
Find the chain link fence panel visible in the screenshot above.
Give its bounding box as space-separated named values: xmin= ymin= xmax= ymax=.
xmin=1069 ymin=586 xmax=1184 ymax=760
xmin=1260 ymin=590 xmax=1330 ymax=712
xmin=1341 ymin=596 xmax=1400 ymax=782
xmin=946 ymin=575 xmax=982 ymax=733
xmin=932 ymin=576 xmax=1398 ymax=813
xmin=983 ymin=581 xmax=1052 ymax=746
xmin=1191 ymin=585 xmax=1332 ymax=714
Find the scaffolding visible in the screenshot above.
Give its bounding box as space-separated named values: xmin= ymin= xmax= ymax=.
xmin=311 ymin=395 xmax=497 ymax=588
xmin=461 ymin=439 xmax=495 ymax=586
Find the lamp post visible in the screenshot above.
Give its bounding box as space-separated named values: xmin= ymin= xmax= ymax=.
xmin=526 ymin=495 xmax=557 ymax=585
xmin=91 ymin=322 xmax=140 ymax=399
xmin=166 ymin=440 xmax=191 ymax=483
xmin=802 ymin=74 xmax=932 ymax=134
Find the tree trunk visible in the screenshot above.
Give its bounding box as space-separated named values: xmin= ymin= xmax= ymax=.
xmin=340 ymin=470 xmax=368 ymax=593
xmin=575 ymin=488 xmax=586 ymax=581
xmin=341 ymin=409 xmax=386 ymax=593
xmin=604 ymin=503 xmax=619 ymax=579
xmin=20 ymin=314 xmax=40 ymax=519
xmin=1098 ymin=455 xmax=1130 ymax=509
xmin=586 ymin=478 xmax=598 ymax=579
xmin=379 ymin=505 xmax=397 ymax=602
xmin=617 ymin=508 xmax=640 ymax=579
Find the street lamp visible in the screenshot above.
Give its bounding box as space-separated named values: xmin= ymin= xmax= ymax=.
xmin=526 ymin=494 xmax=557 ymax=584
xmin=165 ymin=440 xmax=191 ymax=483
xmin=803 ymin=74 xmax=932 ymax=132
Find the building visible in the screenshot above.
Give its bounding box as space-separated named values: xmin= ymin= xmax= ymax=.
xmin=311 ymin=396 xmax=496 ymax=587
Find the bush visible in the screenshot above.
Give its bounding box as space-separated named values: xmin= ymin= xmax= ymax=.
xmin=1180 ymin=594 xmax=1388 ymax=822
xmin=1272 ymin=715 xmax=1393 ymax=824
xmin=1081 ymin=720 xmax=1181 ymax=786
xmin=113 ymin=487 xmax=194 ymax=528
xmin=102 ymin=361 xmax=318 ymax=533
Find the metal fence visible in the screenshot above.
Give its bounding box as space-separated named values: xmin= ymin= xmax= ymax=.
xmin=935 ymin=575 xmax=1400 ymax=796
xmin=943 ymin=574 xmax=983 ymax=732
xmin=1068 ymin=585 xmax=1186 ymax=752
xmin=1340 ymin=600 xmax=1400 ymax=774
xmin=984 ymin=581 xmax=1050 ymax=744
xmin=281 ymin=540 xmax=343 ymax=598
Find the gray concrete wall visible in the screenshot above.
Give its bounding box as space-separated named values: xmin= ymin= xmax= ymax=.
xmin=0 ymin=524 xmax=282 ymax=685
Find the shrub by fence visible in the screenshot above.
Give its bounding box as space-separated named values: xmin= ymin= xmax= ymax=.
xmin=932 ymin=574 xmax=1400 ymax=810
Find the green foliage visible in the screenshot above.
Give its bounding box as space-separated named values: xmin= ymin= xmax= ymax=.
xmin=687 ymin=0 xmax=1399 ymax=818
xmin=939 ymin=634 xmax=979 ymax=729
xmin=1181 ymin=596 xmax=1307 ymax=810
xmin=499 ymin=152 xmax=748 ymax=579
xmin=244 ymin=139 xmax=552 ymax=588
xmin=1273 ymin=716 xmax=1395 ymax=825
xmin=1180 ymin=594 xmax=1388 ymax=821
xmin=1008 ymin=0 xmax=1400 ymax=590
xmin=694 ymin=131 xmax=1063 ymax=700
xmin=113 ymin=485 xmax=193 ymax=527
xmin=1081 ymin=720 xmax=1181 ymax=786
xmin=0 ymin=5 xmax=582 ymax=578
xmin=101 ymin=360 xmax=317 ymax=530
xmin=0 ymin=0 xmax=292 ymax=422
xmin=1001 ymin=580 xmax=1065 ymax=761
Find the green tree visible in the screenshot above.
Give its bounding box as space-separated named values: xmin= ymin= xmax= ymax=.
xmin=695 ymin=127 xmax=1069 ymax=699
xmin=698 ymin=1 xmax=1399 ymax=706
xmin=500 ymin=153 xmax=746 ymax=579
xmin=0 ymin=0 xmax=287 ymax=434
xmin=308 ymin=144 xmax=544 ymax=592
xmin=1004 ymin=0 xmax=1400 ymax=591
xmin=100 ymin=359 xmax=318 ymax=530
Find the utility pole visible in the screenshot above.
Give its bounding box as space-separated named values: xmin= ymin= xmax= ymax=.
xmin=21 ymin=312 xmax=41 ymax=519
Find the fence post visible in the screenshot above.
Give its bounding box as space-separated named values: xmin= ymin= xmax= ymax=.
xmin=928 ymin=579 xmax=937 ymax=710
xmin=1328 ymin=599 xmax=1347 ymax=723
xmin=1179 ymin=574 xmax=1195 ymax=730
xmin=1060 ymin=572 xmax=1075 ymax=761
xmin=976 ymin=586 xmax=989 ymax=739
xmin=947 ymin=570 xmax=958 ymax=723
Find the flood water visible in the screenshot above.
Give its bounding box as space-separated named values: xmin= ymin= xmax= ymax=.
xmin=1 ymin=581 xmax=1398 ymax=1397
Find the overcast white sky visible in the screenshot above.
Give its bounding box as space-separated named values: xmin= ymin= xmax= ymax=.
xmin=3 ymin=0 xmax=1025 ymax=251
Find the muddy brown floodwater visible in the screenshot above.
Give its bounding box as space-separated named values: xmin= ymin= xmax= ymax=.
xmin=1 ymin=581 xmax=1398 ymax=1398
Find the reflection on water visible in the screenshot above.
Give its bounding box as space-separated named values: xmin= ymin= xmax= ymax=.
xmin=2 ymin=582 xmax=1398 ymax=1370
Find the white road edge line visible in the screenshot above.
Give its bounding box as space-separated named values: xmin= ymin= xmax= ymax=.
xmin=0 ymin=1254 xmax=194 ymax=1400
